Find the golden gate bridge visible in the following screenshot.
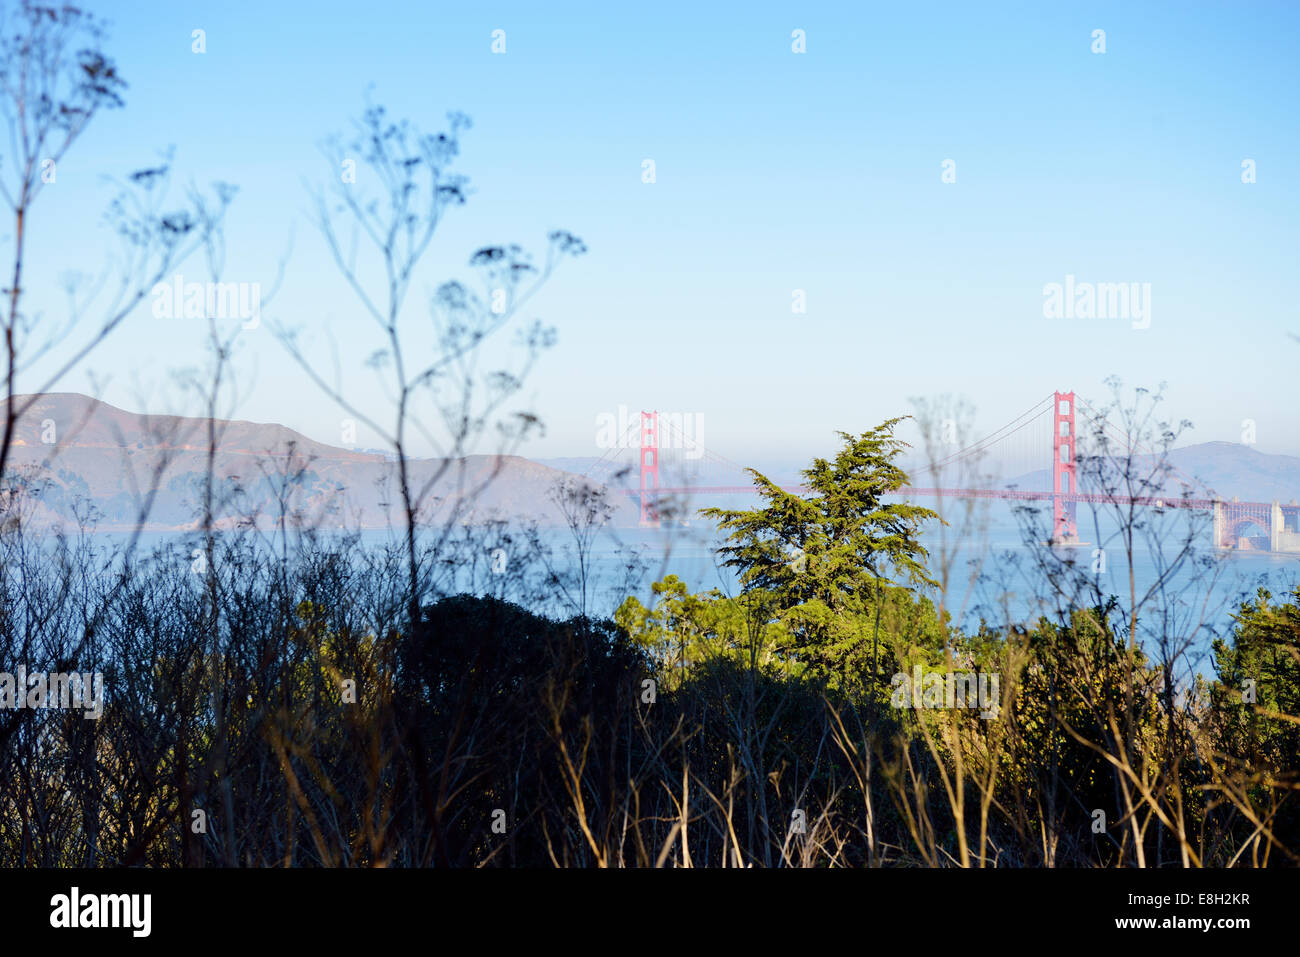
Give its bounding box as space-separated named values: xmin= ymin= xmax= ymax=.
xmin=586 ymin=391 xmax=1300 ymax=553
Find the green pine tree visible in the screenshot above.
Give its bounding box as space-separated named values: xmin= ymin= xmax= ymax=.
xmin=701 ymin=419 xmax=939 ymax=688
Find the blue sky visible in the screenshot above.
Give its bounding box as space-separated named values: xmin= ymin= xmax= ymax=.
xmin=17 ymin=0 xmax=1300 ymax=471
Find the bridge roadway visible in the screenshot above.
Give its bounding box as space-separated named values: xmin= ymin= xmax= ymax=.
xmin=621 ymin=486 xmax=1300 ymax=553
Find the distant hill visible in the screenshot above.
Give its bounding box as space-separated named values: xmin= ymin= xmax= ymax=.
xmin=0 ymin=394 xmax=639 ymax=531
xmin=10 ymin=396 xmax=1292 ymax=534
xmin=1005 ymin=441 xmax=1300 ymax=504
xmin=536 ymin=457 xmax=629 ymax=485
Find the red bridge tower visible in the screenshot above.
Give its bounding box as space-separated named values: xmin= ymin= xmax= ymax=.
xmin=1052 ymin=390 xmax=1078 ymax=542
xmin=639 ymin=410 xmax=659 ymax=527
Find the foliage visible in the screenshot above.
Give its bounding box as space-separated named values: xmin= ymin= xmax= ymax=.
xmin=699 ymin=421 xmax=940 ymax=688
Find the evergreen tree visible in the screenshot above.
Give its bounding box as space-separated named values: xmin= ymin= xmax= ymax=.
xmin=701 ymin=419 xmax=939 ymax=687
